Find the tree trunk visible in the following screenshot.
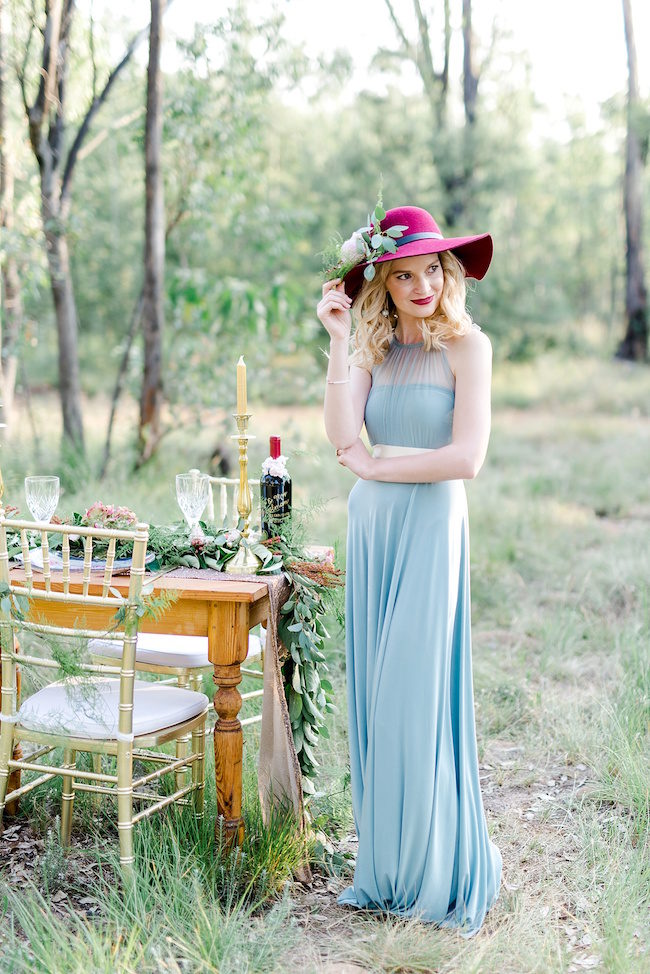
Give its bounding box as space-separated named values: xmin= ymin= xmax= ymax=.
xmin=618 ymin=0 xmax=648 ymax=361
xmin=21 ymin=0 xmax=86 ymax=451
xmin=138 ymin=0 xmax=165 ymax=464
xmin=462 ymin=0 xmax=478 ymax=127
xmin=0 ymin=0 xmax=21 ymax=433
xmin=43 ymin=209 xmax=85 ymax=448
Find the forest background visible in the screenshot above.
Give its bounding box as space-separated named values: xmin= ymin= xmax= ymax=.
xmin=0 ymin=0 xmax=648 ymax=480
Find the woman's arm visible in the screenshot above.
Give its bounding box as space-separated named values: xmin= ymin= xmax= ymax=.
xmin=336 ymin=328 xmax=492 ymax=482
xmin=324 ymin=356 xmax=371 ymax=449
xmin=318 ymin=280 xmax=372 ymax=449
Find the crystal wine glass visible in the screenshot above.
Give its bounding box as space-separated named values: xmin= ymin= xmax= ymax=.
xmin=24 ymin=476 xmax=60 ymax=523
xmin=175 ymin=471 xmax=209 ymax=542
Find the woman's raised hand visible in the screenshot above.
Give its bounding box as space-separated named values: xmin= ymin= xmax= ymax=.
xmin=317 ymin=279 xmax=353 ymax=341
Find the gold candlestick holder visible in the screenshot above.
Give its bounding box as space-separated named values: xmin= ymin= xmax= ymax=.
xmin=224 ymin=412 xmax=262 ymax=575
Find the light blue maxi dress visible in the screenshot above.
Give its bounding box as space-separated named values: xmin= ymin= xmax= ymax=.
xmin=338 ymin=335 xmax=502 ymax=936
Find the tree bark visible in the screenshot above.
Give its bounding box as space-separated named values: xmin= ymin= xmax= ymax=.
xmin=462 ymin=0 xmax=478 ymax=127
xmin=43 ymin=212 xmax=85 ymax=447
xmin=138 ymin=0 xmax=165 ymax=464
xmin=22 ymin=0 xmax=86 ymax=449
xmin=0 ymin=0 xmax=22 ymax=434
xmin=618 ymin=0 xmax=648 ymax=361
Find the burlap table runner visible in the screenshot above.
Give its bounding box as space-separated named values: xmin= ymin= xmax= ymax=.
xmin=162 ymin=568 xmax=310 ymax=877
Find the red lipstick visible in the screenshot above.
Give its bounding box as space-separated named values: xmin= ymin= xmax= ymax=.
xmin=412 ymin=296 xmax=434 ymax=306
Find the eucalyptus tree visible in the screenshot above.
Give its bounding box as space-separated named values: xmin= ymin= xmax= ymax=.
xmin=0 ymin=0 xmax=22 ymax=432
xmin=138 ymin=0 xmax=165 ymax=464
xmin=618 ymin=0 xmax=648 ymax=361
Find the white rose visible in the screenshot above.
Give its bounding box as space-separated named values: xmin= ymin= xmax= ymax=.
xmin=340 ymin=230 xmax=366 ymax=264
xmin=262 ymin=455 xmax=289 ymax=479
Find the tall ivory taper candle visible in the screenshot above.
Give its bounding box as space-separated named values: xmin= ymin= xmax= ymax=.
xmin=236 ymin=356 xmax=247 ymax=414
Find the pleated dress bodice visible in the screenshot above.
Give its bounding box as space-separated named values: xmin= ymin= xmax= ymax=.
xmin=364 ymin=336 xmax=456 ymax=451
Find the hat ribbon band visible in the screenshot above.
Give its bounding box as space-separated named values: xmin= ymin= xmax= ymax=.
xmin=395 ymin=231 xmax=444 ymax=246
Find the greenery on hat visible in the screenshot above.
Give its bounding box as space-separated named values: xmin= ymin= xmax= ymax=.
xmin=322 ymin=192 xmax=408 ymax=285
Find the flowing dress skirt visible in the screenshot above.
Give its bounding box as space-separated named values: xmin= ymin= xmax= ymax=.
xmin=338 ymin=341 xmax=502 ymax=934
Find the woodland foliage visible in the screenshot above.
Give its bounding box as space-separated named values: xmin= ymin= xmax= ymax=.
xmin=1 ymin=0 xmax=648 ymax=452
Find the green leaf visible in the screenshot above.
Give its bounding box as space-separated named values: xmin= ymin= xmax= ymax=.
xmin=320 ymin=679 xmax=333 ymax=692
xmin=302 ymin=776 xmax=316 ymax=795
xmin=288 ymin=689 xmax=302 ymax=722
xmin=292 ymin=665 xmax=302 ymax=693
xmin=381 ymin=237 xmax=397 ymax=254
xmin=293 ymin=722 xmax=304 ymax=753
xmin=361 ymin=231 xmax=371 ymax=245
xmin=302 ymin=741 xmax=319 ymax=768
xmin=303 ymin=721 xmax=319 ymax=745
xmin=305 ymin=667 xmax=320 ymax=693
xmin=281 ymin=599 xmax=295 ymax=611
xmin=287 ymin=622 xmax=303 ymax=632
xmin=302 ymin=694 xmax=323 ymax=723
xmin=386 ymin=224 xmax=408 ymax=237
xmin=299 ymin=629 xmax=312 ymax=651
xmin=363 ymin=264 xmax=376 ymax=281
xmin=319 ymin=723 xmax=330 ymax=739
xmin=1 ymin=597 xmax=11 ymax=617
xmin=290 ymin=643 xmax=301 ymax=663
xmin=374 ymin=205 xmax=386 ymax=221
xmin=301 ymin=644 xmax=313 ymax=662
xmin=370 ymin=233 xmax=383 ymax=248
xmin=252 ymin=544 xmax=272 ymax=563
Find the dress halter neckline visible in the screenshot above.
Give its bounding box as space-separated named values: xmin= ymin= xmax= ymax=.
xmin=393 ymin=335 xmax=424 ymax=347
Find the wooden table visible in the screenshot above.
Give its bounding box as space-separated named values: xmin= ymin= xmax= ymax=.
xmin=10 ymin=569 xmax=271 ymax=845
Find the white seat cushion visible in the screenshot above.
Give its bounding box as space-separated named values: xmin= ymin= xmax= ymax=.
xmin=88 ymin=631 xmax=263 ymax=669
xmin=17 ymin=678 xmax=209 ymax=739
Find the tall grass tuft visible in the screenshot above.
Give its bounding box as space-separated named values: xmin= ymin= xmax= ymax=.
xmin=1 ymin=878 xmax=299 ymax=974
xmin=590 ymin=636 xmax=650 ymax=841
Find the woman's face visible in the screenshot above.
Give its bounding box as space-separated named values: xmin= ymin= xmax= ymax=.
xmin=384 ymin=252 xmax=444 ymax=320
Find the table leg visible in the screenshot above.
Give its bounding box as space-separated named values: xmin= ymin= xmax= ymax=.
xmin=209 ymin=601 xmax=250 ymax=846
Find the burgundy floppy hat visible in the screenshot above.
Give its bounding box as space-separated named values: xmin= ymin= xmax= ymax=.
xmin=342 ymin=205 xmax=493 ymax=302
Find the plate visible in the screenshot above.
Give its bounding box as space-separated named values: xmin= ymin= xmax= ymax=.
xmin=19 ymin=549 xmax=156 ymax=575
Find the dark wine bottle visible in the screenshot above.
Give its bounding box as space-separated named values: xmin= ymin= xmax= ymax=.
xmin=260 ymin=435 xmax=292 ymax=538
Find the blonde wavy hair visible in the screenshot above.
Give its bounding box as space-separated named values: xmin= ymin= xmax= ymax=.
xmin=349 ymin=249 xmax=474 ymax=370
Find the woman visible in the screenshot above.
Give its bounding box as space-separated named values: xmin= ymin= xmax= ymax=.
xmin=317 ymin=204 xmax=502 ymax=935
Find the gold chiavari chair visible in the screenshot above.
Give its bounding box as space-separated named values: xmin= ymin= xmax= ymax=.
xmin=90 ymin=475 xmax=265 ymax=743
xmin=205 ymin=474 xmax=261 ymax=530
xmin=0 ymin=512 xmax=208 ymax=873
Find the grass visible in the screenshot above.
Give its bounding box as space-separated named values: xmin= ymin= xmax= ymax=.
xmin=1 ymin=349 xmax=649 ymax=972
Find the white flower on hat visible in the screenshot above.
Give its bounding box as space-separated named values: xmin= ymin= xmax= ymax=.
xmin=339 ymin=230 xmax=366 ymax=265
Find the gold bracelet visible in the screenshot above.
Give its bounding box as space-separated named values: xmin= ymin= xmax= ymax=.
xmin=327 ymin=378 xmax=349 ymax=384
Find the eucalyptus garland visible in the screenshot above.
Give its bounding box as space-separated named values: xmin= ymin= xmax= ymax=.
xmin=146 ymin=516 xmax=344 ymax=791
xmin=276 ymin=570 xmax=337 ymax=792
